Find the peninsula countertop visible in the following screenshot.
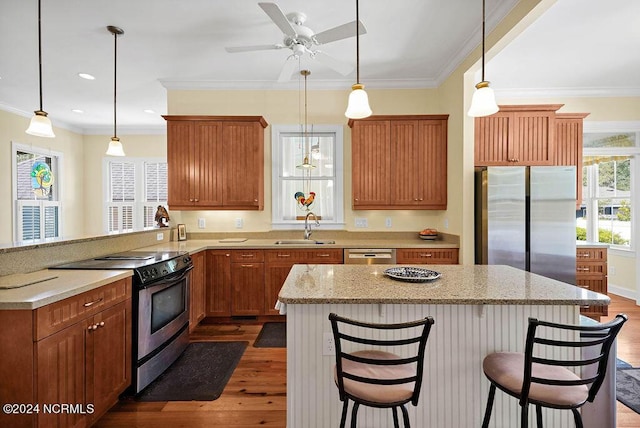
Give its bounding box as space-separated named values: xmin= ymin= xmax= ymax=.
xmin=277 ymin=264 xmax=610 ymax=305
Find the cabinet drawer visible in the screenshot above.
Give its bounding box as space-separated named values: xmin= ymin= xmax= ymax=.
xmin=576 ymin=277 xmax=607 ymax=294
xmin=576 ymin=247 xmax=607 ymax=261
xmin=396 ymin=248 xmax=459 ymax=264
xmin=35 ymin=278 xmax=132 ymax=340
xmin=576 ymin=263 xmax=607 ymax=275
xmin=231 ymin=250 xmax=264 ymax=262
xmin=265 ymin=249 xmax=343 ymax=264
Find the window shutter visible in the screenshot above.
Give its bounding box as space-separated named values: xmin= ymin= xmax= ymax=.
xmin=20 ymin=205 xmax=41 ymax=240
xmin=110 ymin=162 xmax=135 ymax=202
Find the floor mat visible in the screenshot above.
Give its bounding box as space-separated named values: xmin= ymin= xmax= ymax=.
xmin=617 ymin=368 xmax=640 ymax=414
xmin=254 ymin=322 xmax=286 ymax=348
xmin=136 ymin=341 xmax=247 ymax=401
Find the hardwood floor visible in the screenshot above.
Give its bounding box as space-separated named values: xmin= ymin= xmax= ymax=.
xmin=96 ymin=295 xmax=640 ymax=428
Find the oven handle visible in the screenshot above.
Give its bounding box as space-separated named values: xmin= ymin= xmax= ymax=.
xmin=141 ymin=265 xmax=193 ymax=288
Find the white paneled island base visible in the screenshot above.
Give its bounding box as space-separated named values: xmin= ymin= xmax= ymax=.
xmin=278 ymin=265 xmax=610 ymax=428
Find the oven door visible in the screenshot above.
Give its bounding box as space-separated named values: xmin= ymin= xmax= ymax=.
xmin=137 ymin=266 xmax=192 ymax=360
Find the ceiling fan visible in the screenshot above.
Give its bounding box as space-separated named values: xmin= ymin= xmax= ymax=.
xmin=225 ymin=2 xmax=367 ymax=82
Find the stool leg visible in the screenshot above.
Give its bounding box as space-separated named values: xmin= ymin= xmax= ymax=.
xmin=536 ymin=405 xmax=543 ymax=428
xmin=482 ymin=384 xmax=497 ymax=428
xmin=392 ymin=407 xmax=400 ymax=428
xmin=521 ymin=403 xmax=529 ymax=428
xmin=350 ymin=402 xmax=360 ymax=428
xmin=571 ymin=408 xmax=584 ymax=428
xmin=400 ymin=404 xmax=411 ymax=428
xmin=339 ymin=400 xmax=349 ymax=428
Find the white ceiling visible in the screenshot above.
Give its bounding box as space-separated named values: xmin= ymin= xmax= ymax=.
xmin=0 ymin=0 xmax=637 ymax=135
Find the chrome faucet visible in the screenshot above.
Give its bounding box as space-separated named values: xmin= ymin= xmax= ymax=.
xmin=304 ymin=212 xmax=319 ymax=240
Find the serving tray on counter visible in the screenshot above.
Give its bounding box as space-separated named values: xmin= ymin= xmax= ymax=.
xmin=383 ymin=267 xmax=441 ymax=282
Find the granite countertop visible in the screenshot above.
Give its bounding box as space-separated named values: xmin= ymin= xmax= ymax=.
xmin=0 ymin=269 xmax=132 ymax=310
xmin=277 ymin=264 xmax=610 ymax=306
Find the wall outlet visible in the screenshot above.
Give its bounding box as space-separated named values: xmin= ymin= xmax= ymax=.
xmin=235 ymin=218 xmax=244 ymax=229
xmin=198 ymin=218 xmax=206 ymax=229
xmin=385 ymin=217 xmax=392 ymax=228
xmin=323 ymin=332 xmax=335 ymax=356
xmin=355 ymin=218 xmax=368 ymax=228
xmin=443 ymin=219 xmax=449 ymax=229
xmin=610 ymin=266 xmax=616 ymax=276
xmin=156 ymin=232 xmax=164 ymax=241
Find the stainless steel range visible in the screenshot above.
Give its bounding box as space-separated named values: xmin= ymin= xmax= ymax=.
xmin=51 ymin=251 xmax=193 ymax=393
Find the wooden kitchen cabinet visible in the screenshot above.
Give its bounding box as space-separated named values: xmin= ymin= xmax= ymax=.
xmin=576 ymin=246 xmax=608 ymax=320
xmin=349 ymin=115 xmax=448 ymax=210
xmin=264 ymin=248 xmax=343 ymax=315
xmin=555 ymin=113 xmax=590 ymax=208
xmin=163 ymin=115 xmax=268 ymax=210
xmin=396 ymin=248 xmax=459 ymax=264
xmin=189 ymin=250 xmax=206 ymax=331
xmin=474 ymin=104 xmax=562 ymax=166
xmin=0 ymin=277 xmax=132 ymax=428
xmin=230 ymin=250 xmax=265 ymax=316
xmin=205 ymin=250 xmax=232 ymax=317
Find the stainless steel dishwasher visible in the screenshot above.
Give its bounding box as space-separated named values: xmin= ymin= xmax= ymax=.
xmin=344 ymin=248 xmax=396 ymax=264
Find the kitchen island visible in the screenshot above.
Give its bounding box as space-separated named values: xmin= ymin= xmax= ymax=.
xmin=278 ymin=264 xmax=610 ymax=428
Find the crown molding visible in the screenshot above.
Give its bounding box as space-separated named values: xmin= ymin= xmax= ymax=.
xmin=494 ymin=86 xmax=640 ymax=99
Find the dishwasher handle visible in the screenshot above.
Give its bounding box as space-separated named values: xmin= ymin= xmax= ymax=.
xmin=344 ymin=249 xmax=397 ymax=264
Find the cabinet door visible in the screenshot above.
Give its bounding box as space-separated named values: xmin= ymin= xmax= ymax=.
xmin=193 ymin=121 xmax=224 ymax=207
xmin=265 ymin=264 xmax=294 ymax=316
xmin=556 ymin=114 xmax=588 ymax=208
xmin=396 ymin=248 xmax=459 ymax=264
xmin=167 ymin=120 xmax=196 ymax=208
xmin=189 ymin=251 xmax=206 ymax=331
xmin=351 ymin=120 xmax=391 ymax=208
xmin=511 ymin=111 xmax=555 ymax=165
xmin=417 ymin=120 xmax=447 ymax=208
xmin=231 ymin=262 xmax=265 ymax=316
xmin=88 ymin=300 xmax=131 ymax=423
xmin=223 ymin=121 xmax=264 ymax=209
xmin=206 ymin=250 xmax=232 ymax=317
xmin=474 ymin=113 xmax=511 ymax=165
xmin=36 ymin=323 xmax=87 ymax=428
xmin=390 ymin=120 xmax=421 ymax=206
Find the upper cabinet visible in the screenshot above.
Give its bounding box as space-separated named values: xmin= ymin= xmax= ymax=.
xmin=349 ymin=115 xmax=448 ymax=210
xmin=555 ymin=113 xmax=590 ymax=208
xmin=474 ymin=104 xmax=562 ymax=166
xmin=163 ymin=115 xmax=268 ymax=210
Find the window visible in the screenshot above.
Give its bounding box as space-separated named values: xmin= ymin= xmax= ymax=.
xmin=271 ymin=125 xmax=344 ymax=228
xmin=104 ymin=158 xmax=168 ymax=233
xmin=578 ymin=127 xmax=639 ymax=250
xmin=12 ymin=143 xmax=62 ymax=242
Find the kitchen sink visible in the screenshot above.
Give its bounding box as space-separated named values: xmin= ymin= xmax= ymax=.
xmin=274 ymin=239 xmax=336 ymax=245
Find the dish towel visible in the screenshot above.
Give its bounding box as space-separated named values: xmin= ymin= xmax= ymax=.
xmin=274 ymin=300 xmax=287 ymax=315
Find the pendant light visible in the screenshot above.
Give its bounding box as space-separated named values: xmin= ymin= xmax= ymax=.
xmin=25 ymin=0 xmax=55 ymax=138
xmin=467 ymin=0 xmax=499 ymax=117
xmin=344 ymin=0 xmax=372 ymax=119
xmin=106 ymin=25 xmax=126 ymax=156
xmin=297 ymin=70 xmax=315 ymax=170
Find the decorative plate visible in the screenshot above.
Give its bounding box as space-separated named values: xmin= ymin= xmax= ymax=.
xmin=383 ymin=267 xmax=441 ymax=282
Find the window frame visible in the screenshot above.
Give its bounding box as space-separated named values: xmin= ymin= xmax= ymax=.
xmin=271 ymin=124 xmax=345 ymax=230
xmin=12 ymin=142 xmax=63 ymax=242
xmin=102 ymin=157 xmax=168 ymax=234
xmin=581 ymin=122 xmax=640 ymax=254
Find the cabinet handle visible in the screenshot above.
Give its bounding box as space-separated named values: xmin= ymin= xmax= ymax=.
xmin=240 ymin=254 xmax=254 ymax=258
xmin=576 ymin=267 xmax=590 ymax=272
xmin=419 ymin=253 xmax=433 ymax=257
xmin=577 ymin=253 xmax=591 ymax=258
xmin=317 ymin=254 xmax=330 ymax=257
xmin=240 ymin=264 xmax=254 ymax=268
xmin=277 ymin=254 xmax=291 ymax=258
xmin=83 ymin=297 xmax=103 ymax=307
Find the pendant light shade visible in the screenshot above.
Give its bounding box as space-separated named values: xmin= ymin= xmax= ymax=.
xmin=106 ymin=25 xmax=125 ymax=156
xmin=26 ymin=0 xmax=55 ymax=138
xmin=468 ymin=0 xmax=499 ymax=117
xmin=345 ymin=0 xmax=371 ymax=119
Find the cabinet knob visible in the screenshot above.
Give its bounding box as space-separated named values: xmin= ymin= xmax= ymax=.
xmin=98 ymin=321 xmax=105 ymax=328
xmin=354 ymin=198 xmax=359 ymax=201
xmin=194 ymin=198 xmax=199 ymax=202
xmin=189 ymin=198 xmax=194 ymax=202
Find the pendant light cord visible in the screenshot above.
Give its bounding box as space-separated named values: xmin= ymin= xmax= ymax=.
xmin=37 ymin=0 xmax=43 ymax=112
xmin=356 ymin=0 xmax=360 ymax=84
xmin=481 ymin=0 xmax=486 ymax=82
xmin=113 ymin=30 xmax=118 ymax=138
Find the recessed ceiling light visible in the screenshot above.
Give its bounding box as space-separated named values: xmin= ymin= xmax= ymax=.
xmin=144 ymin=109 xmax=156 ymax=114
xmin=72 ymin=109 xmax=84 ymax=114
xmin=78 ymin=73 xmax=95 ymax=80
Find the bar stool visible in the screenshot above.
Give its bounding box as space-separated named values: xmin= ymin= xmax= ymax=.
xmin=328 ymin=313 xmax=435 ymax=428
xmin=481 ymin=314 xmax=627 ymax=428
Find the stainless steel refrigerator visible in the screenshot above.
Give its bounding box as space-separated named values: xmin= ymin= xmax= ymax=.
xmin=475 ymin=166 xmax=576 ymax=285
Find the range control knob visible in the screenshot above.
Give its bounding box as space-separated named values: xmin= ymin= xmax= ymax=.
xmin=151 ymin=268 xmax=158 ymax=276
xmin=183 ymin=256 xmax=191 ymax=264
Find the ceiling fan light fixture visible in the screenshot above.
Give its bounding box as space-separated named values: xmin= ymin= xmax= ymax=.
xmin=26 ymin=110 xmax=55 ymax=138
xmin=106 ymin=25 xmax=126 ymax=156
xmin=26 ymin=0 xmax=55 ymax=138
xmin=345 ymin=0 xmax=371 ymax=119
xmin=468 ymin=81 xmax=498 ymax=117
xmin=467 ymin=0 xmax=498 ymax=118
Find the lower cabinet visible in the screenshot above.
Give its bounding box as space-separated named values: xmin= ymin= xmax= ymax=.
xmin=0 ymin=277 xmax=132 ymax=428
xmin=396 ymin=248 xmax=459 ymax=264
xmin=189 ymin=250 xmax=206 ymax=331
xmin=230 ymin=250 xmax=265 ymax=316
xmin=576 ymin=246 xmax=608 ymax=319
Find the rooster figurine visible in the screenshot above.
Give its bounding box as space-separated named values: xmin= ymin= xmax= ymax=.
xmin=303 ymin=191 xmax=316 ymax=208
xmin=294 ymin=191 xmax=306 ymax=206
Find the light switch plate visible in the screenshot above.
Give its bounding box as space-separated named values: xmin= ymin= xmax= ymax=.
xmin=198 ymin=218 xmax=205 ymax=229
xmin=156 ymin=232 xmax=164 ymax=241
xmin=235 ymin=218 xmax=243 ymax=229
xmin=355 ymin=218 xmax=368 ymax=228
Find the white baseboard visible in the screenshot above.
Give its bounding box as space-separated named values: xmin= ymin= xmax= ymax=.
xmin=608 ymin=283 xmax=638 ymax=301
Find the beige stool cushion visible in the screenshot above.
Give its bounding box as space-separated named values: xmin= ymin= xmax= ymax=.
xmin=483 ymin=352 xmax=590 ymax=407
xmin=335 ymin=350 xmax=415 ymax=404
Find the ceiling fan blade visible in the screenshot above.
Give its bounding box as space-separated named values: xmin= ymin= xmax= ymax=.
xmin=313 ymin=51 xmax=354 ymax=76
xmin=225 ymin=44 xmax=283 ymax=53
xmin=313 ymin=20 xmax=367 ymax=45
xmin=277 ymin=58 xmax=299 ymax=82
xmin=259 ymin=2 xmax=297 ymax=38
